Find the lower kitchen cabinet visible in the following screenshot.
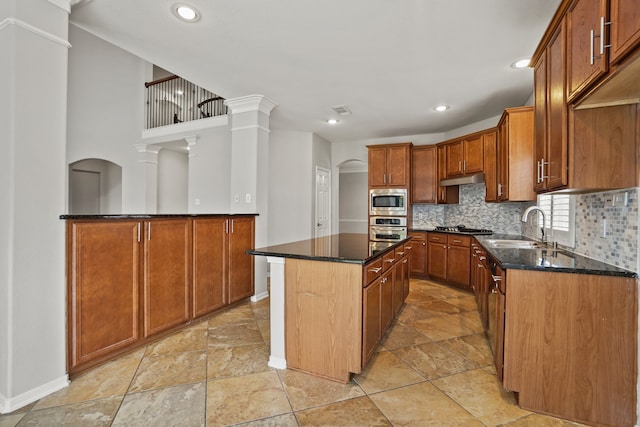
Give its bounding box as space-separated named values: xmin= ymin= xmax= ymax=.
xmin=192 ymin=218 xmax=227 ymax=317
xmin=502 ymin=269 xmax=637 ymax=427
xmin=66 ymin=220 xmax=140 ymax=371
xmin=143 ymin=219 xmax=191 ymax=337
xmin=228 ymin=216 xmax=255 ymax=303
xmin=408 ymin=231 xmax=427 ymax=276
xmin=362 ymin=275 xmax=382 ymax=366
xmin=65 ymin=215 xmax=255 ymax=376
xmin=426 ymin=233 xmax=470 ymax=290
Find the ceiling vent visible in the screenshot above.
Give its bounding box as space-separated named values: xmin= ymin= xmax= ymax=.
xmin=331 ymin=105 xmax=352 ymax=116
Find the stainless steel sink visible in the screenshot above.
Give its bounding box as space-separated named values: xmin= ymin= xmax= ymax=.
xmin=484 ymin=239 xmax=543 ymax=249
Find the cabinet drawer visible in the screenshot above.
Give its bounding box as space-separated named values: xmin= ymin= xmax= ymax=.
xmin=364 ymin=258 xmax=383 ymax=286
xmin=382 ymin=251 xmax=397 ymax=271
xmin=428 ymin=233 xmax=447 ymax=243
xmin=449 ymin=235 xmax=471 ymax=247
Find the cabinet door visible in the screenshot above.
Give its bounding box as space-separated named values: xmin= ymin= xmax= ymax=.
xmin=437 ymin=145 xmax=448 ymax=203
xmin=446 ymin=141 xmax=464 ymax=177
xmin=380 ymin=268 xmax=394 ymax=332
xmin=427 ymin=240 xmax=447 ymax=280
xmin=400 ymin=255 xmax=410 ymax=304
xmin=368 ymin=146 xmax=388 ymax=187
xmin=143 ymin=219 xmax=191 ymax=337
xmin=483 ymin=131 xmax=498 ymax=202
xmin=533 ymin=54 xmax=548 ymax=193
xmin=447 ymin=245 xmax=471 ymax=289
xmin=68 ymin=221 xmax=140 ymax=370
xmin=362 ymin=278 xmax=381 ymax=366
xmin=228 ymin=217 xmax=255 ymax=303
xmin=192 ymin=218 xmax=227 ymax=318
xmin=609 ymin=0 xmax=640 ymax=64
xmin=463 ymin=136 xmax=484 ymax=174
xmin=411 ymin=146 xmax=437 ymax=203
xmin=546 ymin=21 xmax=569 ymax=191
xmin=408 ymin=232 xmax=426 ymax=274
xmin=566 ymin=0 xmax=608 ymax=102
xmin=497 ymin=117 xmax=509 ymax=200
xmin=386 ymin=145 xmax=409 ymax=186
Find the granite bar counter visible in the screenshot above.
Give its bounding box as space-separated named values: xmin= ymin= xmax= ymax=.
xmin=248 ymin=233 xmax=412 ymax=382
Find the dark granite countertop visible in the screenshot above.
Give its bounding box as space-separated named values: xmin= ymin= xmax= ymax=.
xmin=475 ymin=234 xmax=637 ymax=278
xmin=248 ymin=233 xmax=411 ymax=265
xmin=60 ymin=213 xmax=258 ymax=220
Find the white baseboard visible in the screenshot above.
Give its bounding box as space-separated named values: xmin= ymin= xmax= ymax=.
xmin=251 ymin=291 xmax=269 ymax=302
xmin=0 ymin=375 xmax=69 ymax=414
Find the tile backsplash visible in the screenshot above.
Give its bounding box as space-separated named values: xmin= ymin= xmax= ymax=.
xmin=413 ymin=184 xmax=639 ymax=273
xmin=412 ymin=184 xmax=532 ymax=234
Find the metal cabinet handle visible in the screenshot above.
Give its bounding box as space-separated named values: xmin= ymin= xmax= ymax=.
xmin=463 ymin=160 xmax=467 ymax=171
xmin=497 ymin=183 xmax=503 ymax=197
xmin=231 ymin=219 xmax=234 ymax=233
xmin=479 ymin=256 xmax=486 ymax=261
xmin=403 ymin=259 xmax=408 ymax=264
xmin=225 ymin=219 xmax=229 ymax=233
xmin=452 ymin=239 xmax=461 ymax=243
xmin=590 ymin=29 xmax=595 ymax=65
xmin=369 ymin=267 xmax=382 ymax=273
xmin=137 ymin=223 xmax=141 ymax=242
xmin=492 ymin=275 xmax=502 ymax=282
xmin=147 ymin=222 xmax=151 ymax=240
xmin=385 ymin=258 xmax=395 ymax=263
xmin=600 ymin=16 xmax=611 ymax=54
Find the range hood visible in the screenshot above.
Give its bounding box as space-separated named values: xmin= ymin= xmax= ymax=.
xmin=440 ymin=172 xmax=485 ymax=186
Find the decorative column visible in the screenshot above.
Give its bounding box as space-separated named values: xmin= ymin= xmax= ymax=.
xmin=224 ymin=95 xmax=277 ymax=302
xmin=135 ymin=144 xmax=161 ymax=214
xmin=0 ymin=0 xmax=70 ymax=412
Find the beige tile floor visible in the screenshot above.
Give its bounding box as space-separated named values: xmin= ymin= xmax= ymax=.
xmin=0 ymin=279 xmax=586 ymax=426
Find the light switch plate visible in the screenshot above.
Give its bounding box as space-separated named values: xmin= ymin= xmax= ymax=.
xmin=611 ymin=192 xmax=629 ymax=207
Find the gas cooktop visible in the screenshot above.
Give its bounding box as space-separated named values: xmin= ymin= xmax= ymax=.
xmin=434 ymin=225 xmax=493 ymax=235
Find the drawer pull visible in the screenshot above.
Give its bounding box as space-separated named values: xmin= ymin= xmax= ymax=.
xmin=369 ymin=267 xmax=382 ymax=273
xmin=492 ymin=275 xmax=502 ymax=282
xmin=453 ymin=239 xmax=461 ymax=243
xmin=385 ymin=258 xmax=395 ymax=263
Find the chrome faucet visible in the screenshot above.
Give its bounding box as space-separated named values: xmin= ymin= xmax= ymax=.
xmin=521 ymin=206 xmax=547 ymax=243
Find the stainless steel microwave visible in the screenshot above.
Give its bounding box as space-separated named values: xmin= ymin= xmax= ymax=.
xmin=369 ymin=188 xmax=407 ymax=216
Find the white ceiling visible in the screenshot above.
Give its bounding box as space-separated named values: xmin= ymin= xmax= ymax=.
xmin=69 ymin=0 xmax=560 ymax=143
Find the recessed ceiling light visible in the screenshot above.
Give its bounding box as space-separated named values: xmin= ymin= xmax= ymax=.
xmin=434 ymin=105 xmax=449 ymax=112
xmin=327 ymin=119 xmax=339 ymax=125
xmin=511 ymin=59 xmax=530 ymax=69
xmin=172 ymin=3 xmax=200 ymax=22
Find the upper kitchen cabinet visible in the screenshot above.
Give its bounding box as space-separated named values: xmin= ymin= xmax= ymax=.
xmin=445 ymin=135 xmax=484 ymax=177
xmin=496 ymin=107 xmax=536 ymax=202
xmin=483 ymin=130 xmax=498 ymax=202
xmin=566 ymin=0 xmax=609 ymax=103
xmin=533 ymin=19 xmax=569 ymax=193
xmin=367 ymin=142 xmax=412 ymax=188
xmin=436 ymin=145 xmax=460 ymax=204
xmin=411 ymin=145 xmax=437 ymax=204
xmin=609 ymin=0 xmax=640 ymax=64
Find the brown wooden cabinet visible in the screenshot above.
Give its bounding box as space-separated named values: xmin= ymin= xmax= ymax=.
xmin=436 ymin=145 xmax=459 ymax=204
xmin=445 ymin=235 xmax=471 ymax=289
xmin=367 ymin=142 xmax=412 ymax=188
xmin=411 ymin=145 xmax=437 ymax=204
xmin=566 ymin=0 xmax=609 ymax=103
xmin=143 ymin=219 xmax=191 ymax=337
xmin=408 ymin=231 xmax=427 ymax=275
xmin=192 ymin=218 xmax=227 ymax=318
xmin=67 ymin=220 xmax=140 ymax=372
xmin=66 ymin=215 xmax=255 ymax=376
xmin=496 ymin=107 xmax=536 ymax=201
xmin=609 ymin=0 xmax=640 ymax=64
xmin=503 ymin=269 xmax=637 ymax=427
xmin=228 ymin=216 xmax=255 ymax=303
xmin=534 ymin=20 xmax=569 ymax=193
xmin=362 ymin=273 xmax=381 ymax=367
xmin=483 ymin=130 xmax=498 ymax=202
xmin=427 ymin=233 xmax=447 ymax=281
xmin=445 ymin=136 xmax=484 ymax=177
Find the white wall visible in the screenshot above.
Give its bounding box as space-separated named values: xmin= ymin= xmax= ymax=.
xmin=157 ymin=149 xmax=188 ymax=213
xmin=268 ymin=130 xmax=313 ymax=245
xmin=67 ymin=25 xmax=147 ymax=213
xmin=0 ymin=0 xmax=69 ymax=411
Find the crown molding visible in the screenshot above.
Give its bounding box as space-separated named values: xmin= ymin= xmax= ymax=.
xmin=224 ymin=95 xmax=277 ymax=116
xmin=0 ymin=18 xmax=71 ymax=48
xmin=48 ymin=0 xmax=72 ymax=13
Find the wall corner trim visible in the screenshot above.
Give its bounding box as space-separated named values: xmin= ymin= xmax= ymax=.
xmin=48 ymin=0 xmax=72 ymax=13
xmin=0 ymin=375 xmax=69 ymax=414
xmin=0 ymin=18 xmax=71 ymax=48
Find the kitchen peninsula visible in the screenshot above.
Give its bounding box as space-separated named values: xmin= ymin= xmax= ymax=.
xmin=249 ymin=233 xmax=412 ymax=382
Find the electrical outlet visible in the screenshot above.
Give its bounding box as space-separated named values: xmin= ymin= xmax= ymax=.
xmin=194 ymin=198 xmax=200 ymax=206
xmin=234 ymin=194 xmax=240 ymax=202
xmin=612 ymin=192 xmax=629 ymax=207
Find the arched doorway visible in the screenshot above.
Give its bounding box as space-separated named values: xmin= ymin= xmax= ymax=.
xmin=69 ymin=159 xmax=122 ymax=214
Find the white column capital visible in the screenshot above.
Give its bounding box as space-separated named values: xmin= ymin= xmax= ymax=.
xmin=184 ymin=135 xmax=199 ymax=146
xmin=224 ymin=95 xmax=277 ymax=116
xmin=134 ymin=143 xmax=161 ymax=154
xmin=48 ymin=0 xmax=72 ymax=13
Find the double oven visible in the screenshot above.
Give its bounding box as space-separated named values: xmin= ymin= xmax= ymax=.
xmin=369 ymin=188 xmax=408 ymax=243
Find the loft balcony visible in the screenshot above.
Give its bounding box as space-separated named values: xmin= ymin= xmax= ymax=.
xmin=145 ymin=75 xmax=227 ymax=129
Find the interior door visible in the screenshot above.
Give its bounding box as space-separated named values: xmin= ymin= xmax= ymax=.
xmin=315 ymin=166 xmax=331 ymax=238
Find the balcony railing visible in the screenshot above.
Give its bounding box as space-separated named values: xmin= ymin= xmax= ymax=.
xmin=145 ymin=75 xmax=227 ymax=129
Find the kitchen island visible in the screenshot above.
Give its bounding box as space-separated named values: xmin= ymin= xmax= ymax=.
xmin=248 ymin=233 xmax=412 ymax=382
